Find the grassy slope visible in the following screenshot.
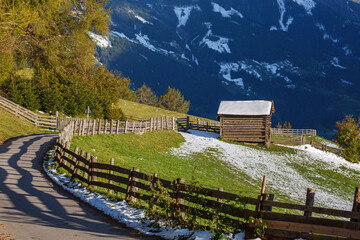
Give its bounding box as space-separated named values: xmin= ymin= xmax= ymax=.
xmin=0 ymin=109 xmax=43 ymax=144
xmin=118 ymin=99 xmax=214 ymax=121
xmin=71 ymin=131 xmax=260 ymax=198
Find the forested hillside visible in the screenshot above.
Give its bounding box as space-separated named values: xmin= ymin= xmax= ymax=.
xmin=0 ymin=0 xmax=135 ymax=119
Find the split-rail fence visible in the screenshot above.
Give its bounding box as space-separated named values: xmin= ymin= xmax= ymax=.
xmin=55 ymin=119 xmax=360 ymax=240
xmin=0 ymin=95 xmax=57 ymax=129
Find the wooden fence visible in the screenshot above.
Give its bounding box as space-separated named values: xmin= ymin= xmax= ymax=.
xmin=55 ymin=123 xmax=360 ymax=239
xmin=57 ymin=117 xmax=177 ymax=142
xmin=177 ymin=117 xmax=220 ymax=133
xmin=271 ymin=128 xmax=317 ymax=137
xmin=0 ymin=95 xmax=57 ymax=129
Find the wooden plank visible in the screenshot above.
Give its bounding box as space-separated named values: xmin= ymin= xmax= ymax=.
xmin=62 ymin=156 xmax=76 ymax=167
xmin=75 ymin=165 xmax=90 ymax=174
xmin=223 ymin=137 xmax=265 ymax=142
xmin=72 ymin=174 xmax=89 ymax=184
xmin=260 ymin=211 xmax=360 ymax=230
xmin=262 ymin=200 xmax=360 ymax=219
xmin=132 ymin=171 xmax=151 ymax=181
xmin=91 ymin=171 xmax=129 ymax=185
xmin=88 ymin=181 xmax=127 ymax=194
xmin=264 ymin=220 xmax=360 ymax=239
xmin=91 ymin=163 xmax=131 ymax=175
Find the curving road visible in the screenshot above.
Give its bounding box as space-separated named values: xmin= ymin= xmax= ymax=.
xmin=0 ymin=134 xmax=159 ymax=240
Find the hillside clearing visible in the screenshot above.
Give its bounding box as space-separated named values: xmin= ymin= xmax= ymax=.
xmin=117 ymin=99 xmax=214 ymax=121
xmin=71 ymin=129 xmax=360 ymax=211
xmin=0 ymin=108 xmax=44 ymax=144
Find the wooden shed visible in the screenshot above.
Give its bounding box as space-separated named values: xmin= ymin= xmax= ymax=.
xmin=217 ymin=100 xmax=275 ymax=147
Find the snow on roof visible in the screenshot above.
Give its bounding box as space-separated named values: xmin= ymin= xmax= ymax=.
xmin=217 ymin=100 xmax=274 ymax=116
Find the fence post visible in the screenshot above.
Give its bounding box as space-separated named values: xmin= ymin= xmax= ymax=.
xmin=110 ymin=120 xmax=113 ymax=134
xmin=150 ymin=118 xmax=153 ymax=132
xmin=176 ymin=178 xmax=185 ymax=219
xmin=256 ymin=176 xmax=267 ymax=212
xmin=90 ymin=156 xmax=98 ymax=190
xmin=84 ymin=152 xmax=90 ymax=181
xmin=150 ymin=173 xmax=158 ymax=203
xmin=104 ymin=120 xmax=108 ymax=134
xmin=116 ymin=120 xmax=120 ymax=135
xmin=261 ymin=193 xmax=274 ymax=212
xmin=351 ymin=187 xmax=360 ymax=222
xmin=172 ymin=117 xmax=176 ymax=131
xmin=217 ymin=187 xmax=224 ymax=216
xmin=55 ymin=139 xmax=61 ymax=162
xmin=76 ymin=150 xmax=84 ymax=176
xmin=304 ymin=188 xmax=316 ymax=217
xmin=97 ymin=119 xmax=101 ymax=134
xmin=92 ymin=119 xmax=96 ymax=135
xmin=87 ymin=120 xmax=91 ymax=136
xmin=185 ymin=116 xmax=189 ymax=130
xmin=70 ymin=146 xmax=79 ymax=175
xmin=81 ymin=119 xmax=86 ymax=136
xmin=108 ymin=158 xmax=114 ymax=194
xmin=125 ymin=120 xmax=128 ymax=134
xmin=55 ymin=111 xmax=59 ymax=130
xmin=132 ymin=121 xmax=136 ymax=133
xmin=126 ymin=167 xmax=140 ymax=203
xmin=63 ymin=142 xmax=70 ymax=166
xmin=160 ymin=117 xmax=163 ymax=130
xmin=197 ymin=119 xmax=200 ymax=130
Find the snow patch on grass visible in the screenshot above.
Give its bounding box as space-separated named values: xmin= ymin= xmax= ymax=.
xmin=170 ymin=131 xmax=359 ymax=211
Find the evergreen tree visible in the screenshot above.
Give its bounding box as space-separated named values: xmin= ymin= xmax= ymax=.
xmin=283 ymin=121 xmax=288 ymax=129
xmin=335 ymin=115 xmax=360 ymax=163
xmin=276 ymin=122 xmax=282 ymax=128
xmin=135 ymin=83 xmax=158 ymax=106
xmin=287 ymin=122 xmax=292 ymax=129
xmin=157 ymin=86 xmax=190 ymax=113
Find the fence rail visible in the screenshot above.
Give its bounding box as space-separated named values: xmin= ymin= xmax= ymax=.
xmin=271 ymin=128 xmax=317 ymax=137
xmin=177 ymin=117 xmax=220 ymax=133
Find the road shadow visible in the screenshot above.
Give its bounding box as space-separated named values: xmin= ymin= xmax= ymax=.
xmin=0 ymin=134 xmax=160 ymax=239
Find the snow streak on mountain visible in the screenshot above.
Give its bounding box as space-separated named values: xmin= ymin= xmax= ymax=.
xmin=97 ymin=0 xmax=360 ymax=137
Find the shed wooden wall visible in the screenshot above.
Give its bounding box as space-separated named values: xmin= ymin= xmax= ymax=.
xmin=220 ymin=115 xmax=271 ymax=144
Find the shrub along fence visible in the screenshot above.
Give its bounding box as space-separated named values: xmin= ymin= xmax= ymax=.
xmin=54 ymin=120 xmax=360 ymax=240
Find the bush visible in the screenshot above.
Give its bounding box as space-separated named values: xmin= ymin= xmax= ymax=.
xmin=157 ymin=86 xmax=190 ymax=113
xmin=335 ymin=115 xmax=360 ymax=163
xmin=104 ymin=103 xmax=126 ymax=121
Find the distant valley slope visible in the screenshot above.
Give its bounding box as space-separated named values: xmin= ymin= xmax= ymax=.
xmin=96 ymin=0 xmax=360 ymax=137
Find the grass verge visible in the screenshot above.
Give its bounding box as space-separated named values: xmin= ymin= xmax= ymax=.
xmin=0 ymin=108 xmax=44 ymax=144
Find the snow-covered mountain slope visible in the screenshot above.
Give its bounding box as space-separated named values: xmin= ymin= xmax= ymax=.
xmin=97 ymin=0 xmax=360 ymax=137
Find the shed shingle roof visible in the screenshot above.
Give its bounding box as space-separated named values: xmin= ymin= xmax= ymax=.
xmin=217 ymin=100 xmax=274 ymax=116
